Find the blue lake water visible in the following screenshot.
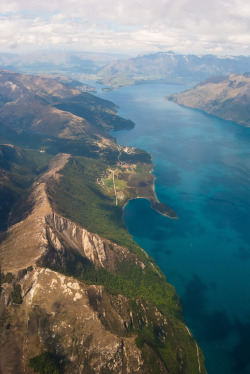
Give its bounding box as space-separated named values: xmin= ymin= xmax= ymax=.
xmin=92 ymin=82 xmax=250 ymax=374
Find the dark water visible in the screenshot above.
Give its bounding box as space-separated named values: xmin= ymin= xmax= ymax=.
xmin=93 ymin=82 xmax=250 ymax=374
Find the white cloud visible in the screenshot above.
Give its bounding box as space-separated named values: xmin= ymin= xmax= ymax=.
xmin=0 ymin=0 xmax=250 ymax=55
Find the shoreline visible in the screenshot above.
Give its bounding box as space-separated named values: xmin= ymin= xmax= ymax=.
xmin=122 ymin=196 xmax=178 ymax=220
xmin=150 ymin=166 xmax=178 ymax=219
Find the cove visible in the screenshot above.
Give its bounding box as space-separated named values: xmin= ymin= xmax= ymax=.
xmin=94 ymin=82 xmax=250 ymax=374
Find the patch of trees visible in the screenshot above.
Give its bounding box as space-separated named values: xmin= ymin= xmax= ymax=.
xmin=29 ymin=352 xmax=63 ymax=374
xmin=1 ymin=272 xmax=14 ymax=284
xmin=11 ymin=284 xmax=23 ymax=304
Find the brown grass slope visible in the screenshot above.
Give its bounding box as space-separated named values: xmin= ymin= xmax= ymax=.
xmin=0 ymin=69 xmax=131 ymax=141
xmin=0 ymin=70 xmax=95 ymax=139
xmin=168 ymin=73 xmax=250 ymax=126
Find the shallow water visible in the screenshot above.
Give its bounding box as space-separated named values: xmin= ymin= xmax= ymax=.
xmin=93 ymin=82 xmax=250 ymax=374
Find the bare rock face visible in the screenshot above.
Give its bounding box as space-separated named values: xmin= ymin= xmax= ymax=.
xmin=0 ymin=268 xmax=159 ymax=374
xmin=43 ymin=212 xmax=145 ymax=273
xmin=0 ymin=264 xmax=201 ymax=374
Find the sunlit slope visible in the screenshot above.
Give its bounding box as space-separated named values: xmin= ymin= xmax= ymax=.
xmin=168 ymin=73 xmax=250 ymax=126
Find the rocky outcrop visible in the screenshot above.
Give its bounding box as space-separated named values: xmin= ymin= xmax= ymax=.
xmin=43 ymin=212 xmax=145 ymax=273
xmin=0 ymin=268 xmax=169 ymax=374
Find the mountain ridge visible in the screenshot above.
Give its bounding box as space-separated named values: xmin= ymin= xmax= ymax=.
xmin=167 ymin=73 xmax=250 ymax=127
xmin=96 ymin=52 xmax=250 ymax=88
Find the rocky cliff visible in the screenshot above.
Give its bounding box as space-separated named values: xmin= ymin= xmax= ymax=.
xmin=0 ymin=268 xmax=170 ymax=374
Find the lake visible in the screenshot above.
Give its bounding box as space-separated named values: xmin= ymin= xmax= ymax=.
xmin=92 ymin=82 xmax=250 ymax=374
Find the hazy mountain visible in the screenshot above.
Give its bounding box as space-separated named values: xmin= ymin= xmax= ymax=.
xmin=0 ymin=70 xmax=205 ymax=373
xmin=167 ymin=73 xmax=250 ymax=127
xmin=97 ymin=51 xmax=250 ymax=88
xmin=0 ymin=51 xmax=128 ymax=77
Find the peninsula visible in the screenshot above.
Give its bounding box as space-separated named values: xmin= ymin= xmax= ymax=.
xmin=167 ymin=73 xmax=250 ymax=127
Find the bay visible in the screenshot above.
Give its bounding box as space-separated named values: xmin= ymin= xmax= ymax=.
xmin=93 ymin=82 xmax=250 ymax=374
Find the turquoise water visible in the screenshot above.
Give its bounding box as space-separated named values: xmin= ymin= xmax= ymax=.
xmin=95 ymin=83 xmax=250 ymax=374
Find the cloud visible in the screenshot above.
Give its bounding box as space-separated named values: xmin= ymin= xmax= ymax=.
xmin=0 ymin=0 xmax=250 ymax=55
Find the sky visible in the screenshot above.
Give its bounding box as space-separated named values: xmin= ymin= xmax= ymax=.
xmin=0 ymin=0 xmax=250 ymax=56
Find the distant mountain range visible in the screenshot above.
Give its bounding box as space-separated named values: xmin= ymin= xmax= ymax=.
xmin=2 ymin=51 xmax=250 ymax=91
xmin=96 ymin=52 xmax=250 ymax=88
xmin=0 ymin=51 xmax=126 ymax=76
xmin=167 ymin=73 xmax=250 ymax=127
